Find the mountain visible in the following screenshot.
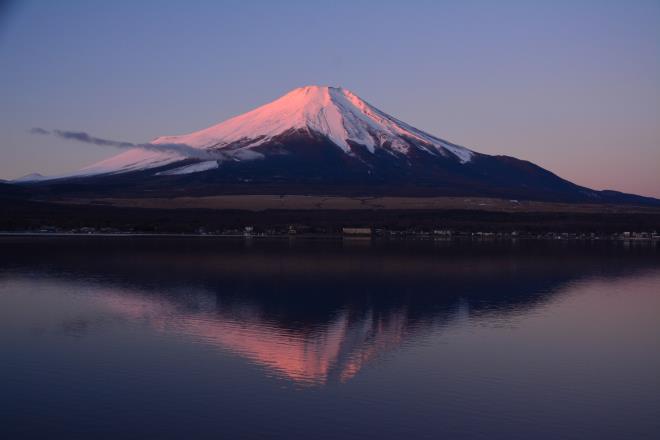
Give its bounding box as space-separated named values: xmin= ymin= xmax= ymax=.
xmin=66 ymin=85 xmax=473 ymax=176
xmin=15 ymin=85 xmax=659 ymax=205
xmin=13 ymin=173 xmax=48 ymax=183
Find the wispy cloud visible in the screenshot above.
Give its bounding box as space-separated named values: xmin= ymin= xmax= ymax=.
xmin=29 ymin=128 xmax=217 ymax=160
xmin=29 ymin=127 xmax=50 ymax=135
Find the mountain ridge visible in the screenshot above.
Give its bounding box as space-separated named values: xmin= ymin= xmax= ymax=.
xmin=13 ymin=85 xmax=660 ymax=206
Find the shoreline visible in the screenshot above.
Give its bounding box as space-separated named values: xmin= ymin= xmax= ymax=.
xmin=1 ymin=231 xmax=658 ymax=242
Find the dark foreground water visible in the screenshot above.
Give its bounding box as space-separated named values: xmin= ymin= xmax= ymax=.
xmin=1 ymin=237 xmax=659 ymax=439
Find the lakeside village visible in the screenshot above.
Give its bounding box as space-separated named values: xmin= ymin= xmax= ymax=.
xmin=7 ymin=225 xmax=660 ymax=241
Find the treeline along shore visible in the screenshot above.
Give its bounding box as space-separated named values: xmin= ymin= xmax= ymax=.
xmin=2 ymin=195 xmax=660 ymax=237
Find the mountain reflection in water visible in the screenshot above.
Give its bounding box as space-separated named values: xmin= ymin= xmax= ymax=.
xmin=95 ymin=289 xmax=409 ymax=385
xmin=2 ymin=237 xmax=657 ymax=388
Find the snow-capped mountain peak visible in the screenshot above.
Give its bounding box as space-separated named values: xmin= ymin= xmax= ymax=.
xmin=153 ymin=85 xmax=473 ymax=162
xmin=14 ymin=86 xmax=659 ymax=207
xmin=30 ymin=86 xmax=475 ymax=179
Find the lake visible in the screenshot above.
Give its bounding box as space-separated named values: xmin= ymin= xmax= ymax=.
xmin=1 ymin=237 xmax=659 ymax=439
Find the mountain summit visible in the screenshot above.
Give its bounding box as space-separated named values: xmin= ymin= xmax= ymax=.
xmin=155 ymin=85 xmax=473 ymax=161
xmin=18 ymin=86 xmax=659 ymax=205
xmin=79 ymin=85 xmax=473 ymax=176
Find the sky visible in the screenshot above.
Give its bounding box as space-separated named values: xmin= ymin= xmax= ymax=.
xmin=1 ymin=0 xmax=659 ymax=197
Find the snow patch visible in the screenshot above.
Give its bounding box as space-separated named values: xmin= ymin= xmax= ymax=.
xmin=157 ymin=160 xmax=219 ymax=176
xmin=229 ymin=149 xmax=264 ymax=161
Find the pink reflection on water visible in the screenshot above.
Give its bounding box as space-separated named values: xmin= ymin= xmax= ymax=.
xmin=95 ymin=290 xmax=411 ymax=386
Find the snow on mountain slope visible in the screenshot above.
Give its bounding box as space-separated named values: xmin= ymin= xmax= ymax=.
xmin=76 ymin=149 xmax=184 ymax=176
xmin=11 ymin=150 xmax=183 ymax=182
xmin=153 ymin=85 xmax=474 ymax=161
xmin=50 ymin=85 xmax=475 ymax=179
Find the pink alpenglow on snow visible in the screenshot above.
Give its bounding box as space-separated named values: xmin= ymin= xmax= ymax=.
xmin=56 ymin=85 xmax=475 ymax=179
xmin=152 ymin=85 xmax=473 ymax=160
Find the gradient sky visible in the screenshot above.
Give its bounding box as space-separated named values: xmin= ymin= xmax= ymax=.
xmin=1 ymin=0 xmax=659 ymax=196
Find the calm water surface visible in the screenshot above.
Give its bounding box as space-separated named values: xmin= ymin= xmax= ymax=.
xmin=1 ymin=237 xmax=659 ymax=439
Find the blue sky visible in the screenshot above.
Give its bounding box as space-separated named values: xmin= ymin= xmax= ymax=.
xmin=1 ymin=0 xmax=659 ymax=196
